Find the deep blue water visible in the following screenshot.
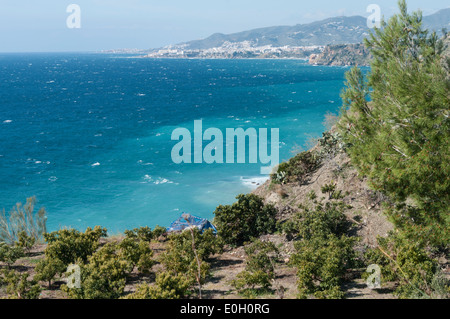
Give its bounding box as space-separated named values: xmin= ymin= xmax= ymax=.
xmin=0 ymin=53 xmax=351 ymax=233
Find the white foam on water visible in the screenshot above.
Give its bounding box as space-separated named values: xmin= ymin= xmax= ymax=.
xmin=240 ymin=176 xmax=269 ymax=190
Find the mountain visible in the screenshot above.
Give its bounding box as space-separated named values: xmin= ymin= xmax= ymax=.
xmin=423 ymin=8 xmax=450 ymax=32
xmin=169 ymin=8 xmax=450 ymax=50
xmin=173 ymin=16 xmax=369 ymax=49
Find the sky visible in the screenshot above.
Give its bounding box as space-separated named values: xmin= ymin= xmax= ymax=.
xmin=0 ymin=0 xmax=448 ymax=52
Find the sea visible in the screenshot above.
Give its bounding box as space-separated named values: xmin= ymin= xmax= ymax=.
xmin=0 ymin=53 xmax=351 ymax=234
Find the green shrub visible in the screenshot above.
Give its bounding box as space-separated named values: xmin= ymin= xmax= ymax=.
xmin=152 ymin=225 xmax=167 ymax=239
xmin=232 ymin=270 xmax=273 ymax=298
xmin=318 ymin=131 xmax=345 ymax=157
xmin=160 ymin=229 xmax=222 ymax=286
xmin=364 ymin=234 xmax=446 ymax=299
xmin=124 ymin=226 xmax=153 ymax=242
xmin=34 ymin=257 xmax=66 ymax=289
xmin=123 ymin=272 xmax=191 ymax=299
xmin=291 ymin=234 xmax=357 ymax=299
xmin=16 ymin=231 xmax=36 ymax=253
xmin=271 ymin=151 xmax=321 ymax=185
xmin=384 ymin=203 xmax=449 ymax=249
xmin=43 ymin=226 xmax=107 ymax=267
xmin=213 ymin=194 xmax=277 ymax=246
xmin=62 ymin=242 xmax=129 ymax=299
xmin=124 ymin=226 xmax=167 ymax=243
xmin=0 ymin=243 xmax=24 ymax=267
xmin=118 ymin=237 xmax=155 ymax=274
xmin=286 ymin=197 xmax=357 ymax=299
xmin=0 ymin=269 xmax=41 ymax=299
xmin=281 ymin=200 xmax=351 ymax=241
xmin=232 ymin=240 xmax=279 ymax=297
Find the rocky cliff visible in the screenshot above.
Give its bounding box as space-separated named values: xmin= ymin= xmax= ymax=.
xmin=308 ymin=43 xmax=372 ymax=66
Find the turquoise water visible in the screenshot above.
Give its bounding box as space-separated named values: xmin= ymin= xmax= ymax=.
xmin=0 ymin=53 xmax=350 ymax=233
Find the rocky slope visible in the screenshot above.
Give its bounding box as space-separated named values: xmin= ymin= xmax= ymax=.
xmin=308 ymin=43 xmax=372 ymax=66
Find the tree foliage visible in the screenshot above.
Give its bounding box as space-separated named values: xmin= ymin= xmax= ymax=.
xmin=338 ymin=0 xmax=449 ymax=247
xmin=43 ymin=226 xmax=107 ymax=267
xmin=364 ymin=233 xmax=449 ymax=299
xmin=231 ymin=240 xmax=279 ymax=297
xmin=0 ymin=269 xmax=41 ymax=299
xmin=285 ymin=195 xmax=357 ymax=299
xmin=123 ymin=225 xmax=167 ymax=242
xmin=213 ymin=194 xmax=277 ymax=246
xmin=0 ymin=243 xmax=24 ymax=268
xmin=122 ymin=272 xmax=191 ymax=299
xmin=62 ymin=243 xmax=130 ymax=299
xmin=159 ymin=228 xmax=222 ymax=288
xmin=34 ymin=257 xmax=65 ymax=289
xmin=271 ymin=151 xmax=321 ymax=185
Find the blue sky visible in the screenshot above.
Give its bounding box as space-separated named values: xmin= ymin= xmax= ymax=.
xmin=0 ymin=0 xmax=448 ymax=52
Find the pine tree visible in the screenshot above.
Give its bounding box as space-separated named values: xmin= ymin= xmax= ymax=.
xmin=339 ymin=0 xmax=449 ymax=247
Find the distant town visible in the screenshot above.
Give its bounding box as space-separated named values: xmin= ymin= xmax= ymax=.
xmin=101 ymin=42 xmax=324 ymax=60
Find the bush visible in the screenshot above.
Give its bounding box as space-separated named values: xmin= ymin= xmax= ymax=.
xmin=271 ymin=151 xmax=321 ymax=185
xmin=0 ymin=197 xmax=47 ymax=245
xmin=213 ymin=194 xmax=277 ymax=246
xmin=318 ymin=132 xmax=346 ymax=158
xmin=384 ymin=203 xmax=449 ymax=249
xmin=123 ymin=272 xmax=191 ymax=299
xmin=364 ymin=234 xmax=447 ymax=299
xmin=281 ymin=200 xmax=351 ymax=241
xmin=286 ymin=196 xmax=358 ymax=299
xmin=232 ymin=240 xmax=279 ymax=297
xmin=0 ymin=269 xmax=41 ymax=299
xmin=62 ymin=243 xmax=130 ymax=299
xmin=0 ymin=243 xmax=24 ymax=267
xmin=124 ymin=226 xmax=167 ymax=243
xmin=160 ymin=229 xmax=222 ymax=285
xmin=292 ymin=234 xmax=357 ymax=299
xmin=43 ymin=226 xmax=107 ymax=267
xmin=152 ymin=225 xmax=167 ymax=239
xmin=16 ymin=231 xmax=36 ymax=253
xmin=118 ymin=237 xmax=155 ymax=274
xmin=34 ymin=257 xmax=66 ymax=289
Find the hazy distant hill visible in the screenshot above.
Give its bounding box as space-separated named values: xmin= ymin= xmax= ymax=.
xmin=423 ymin=8 xmax=450 ymax=32
xmin=170 ymin=8 xmax=450 ymax=50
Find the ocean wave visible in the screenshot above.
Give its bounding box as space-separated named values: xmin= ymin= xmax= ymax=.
xmin=142 ymin=175 xmax=177 ymax=185
xmin=240 ymin=176 xmax=269 ymax=189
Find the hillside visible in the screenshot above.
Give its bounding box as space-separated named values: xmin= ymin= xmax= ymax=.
xmin=178 ymin=16 xmax=369 ymax=49
xmin=0 ymin=136 xmax=398 ymax=300
xmin=308 ymin=43 xmax=372 ymax=66
xmin=169 ymin=8 xmax=450 ymax=50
